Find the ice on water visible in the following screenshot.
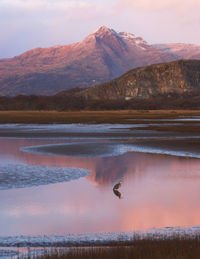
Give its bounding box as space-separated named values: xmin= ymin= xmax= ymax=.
xmin=0 ymin=163 xmax=90 ymax=190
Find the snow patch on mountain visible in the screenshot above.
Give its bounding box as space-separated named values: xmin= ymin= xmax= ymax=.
xmin=119 ymin=32 xmax=147 ymax=50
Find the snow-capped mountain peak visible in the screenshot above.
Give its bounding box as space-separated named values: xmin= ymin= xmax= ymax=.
xmin=88 ymin=26 xmax=148 ymax=51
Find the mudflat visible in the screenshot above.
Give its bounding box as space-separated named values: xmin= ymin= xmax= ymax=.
xmin=1 ymin=110 xmax=200 ymax=157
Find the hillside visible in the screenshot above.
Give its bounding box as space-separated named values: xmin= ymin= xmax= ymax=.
xmin=1 ymin=60 xmax=200 ymax=110
xmin=76 ymin=60 xmax=200 ymax=100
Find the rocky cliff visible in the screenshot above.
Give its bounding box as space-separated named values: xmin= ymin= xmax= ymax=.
xmin=77 ymin=60 xmax=200 ymax=100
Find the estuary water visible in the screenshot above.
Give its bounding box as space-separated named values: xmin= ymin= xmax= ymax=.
xmin=0 ymin=122 xmax=200 ymax=252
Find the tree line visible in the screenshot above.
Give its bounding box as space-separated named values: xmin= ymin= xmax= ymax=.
xmin=1 ymin=90 xmax=200 ymax=110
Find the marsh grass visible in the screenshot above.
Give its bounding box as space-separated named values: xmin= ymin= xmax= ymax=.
xmin=21 ymin=236 xmax=200 ymax=259
xmin=0 ymin=110 xmax=200 ymax=124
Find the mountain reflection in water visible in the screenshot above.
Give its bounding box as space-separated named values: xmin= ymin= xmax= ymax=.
xmin=1 ymin=139 xmax=200 ymax=236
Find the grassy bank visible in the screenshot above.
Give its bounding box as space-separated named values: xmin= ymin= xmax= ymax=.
xmin=25 ymin=237 xmax=200 ymax=259
xmin=1 ymin=110 xmax=200 ymax=124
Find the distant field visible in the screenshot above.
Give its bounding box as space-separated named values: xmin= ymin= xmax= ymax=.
xmin=0 ymin=110 xmax=200 ymax=124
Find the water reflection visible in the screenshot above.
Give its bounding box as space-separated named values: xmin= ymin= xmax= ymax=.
xmin=1 ymin=139 xmax=200 ymax=236
xmin=113 ymin=189 xmax=122 ymax=199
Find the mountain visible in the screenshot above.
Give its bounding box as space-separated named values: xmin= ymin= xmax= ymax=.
xmin=76 ymin=60 xmax=200 ymax=100
xmin=1 ymin=26 xmax=200 ymax=96
xmin=0 ymin=27 xmax=175 ymax=96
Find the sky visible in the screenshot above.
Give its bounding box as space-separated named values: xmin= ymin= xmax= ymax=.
xmin=0 ymin=0 xmax=200 ymax=58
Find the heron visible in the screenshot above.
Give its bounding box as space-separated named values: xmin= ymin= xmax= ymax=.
xmin=113 ymin=181 xmax=122 ymax=190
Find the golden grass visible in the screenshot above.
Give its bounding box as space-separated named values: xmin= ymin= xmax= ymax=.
xmin=1 ymin=110 xmax=200 ymax=124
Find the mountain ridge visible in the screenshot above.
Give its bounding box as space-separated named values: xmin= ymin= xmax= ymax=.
xmin=1 ymin=26 xmax=200 ymax=96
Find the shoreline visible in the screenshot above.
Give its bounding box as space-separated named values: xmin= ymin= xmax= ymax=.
xmin=1 ymin=225 xmax=200 ymax=248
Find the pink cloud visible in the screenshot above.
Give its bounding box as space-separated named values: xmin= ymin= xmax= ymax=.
xmin=121 ymin=0 xmax=200 ymax=11
xmin=119 ymin=0 xmax=200 ymax=26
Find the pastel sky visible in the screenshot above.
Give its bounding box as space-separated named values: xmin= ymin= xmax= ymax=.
xmin=1 ymin=0 xmax=200 ymax=58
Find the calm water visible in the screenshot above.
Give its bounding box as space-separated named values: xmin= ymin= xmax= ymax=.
xmin=1 ymin=132 xmax=200 ymax=237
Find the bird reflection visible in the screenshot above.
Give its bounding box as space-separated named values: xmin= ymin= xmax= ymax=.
xmin=113 ymin=181 xmax=122 ymax=199
xmin=113 ymin=188 xmax=122 ymax=199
